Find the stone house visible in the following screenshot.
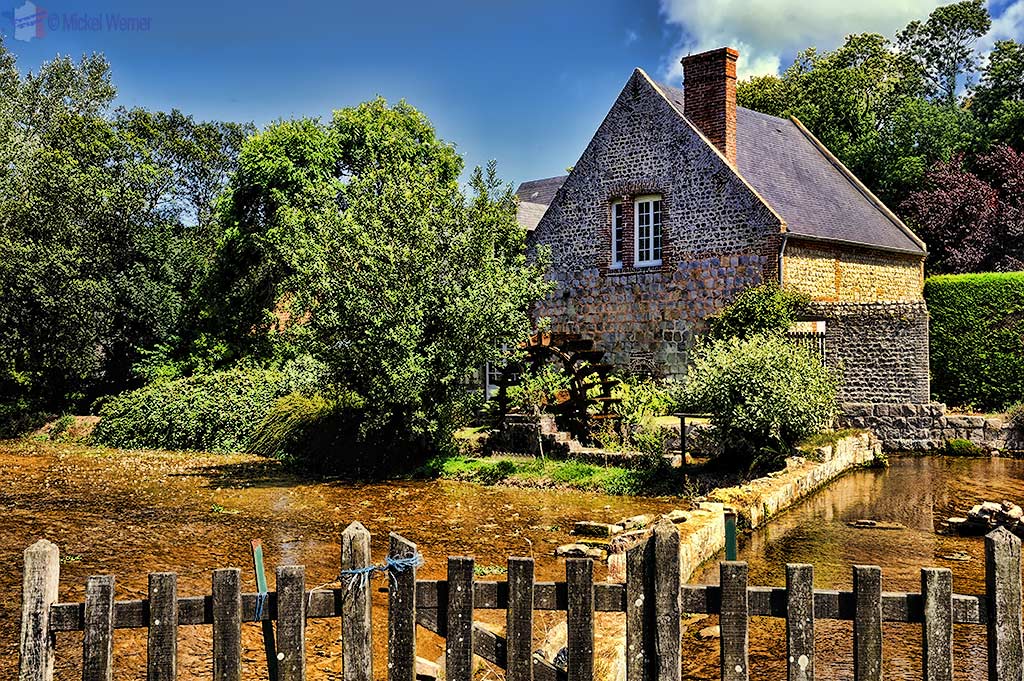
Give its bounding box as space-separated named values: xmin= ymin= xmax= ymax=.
xmin=518 ymin=47 xmax=930 ymax=408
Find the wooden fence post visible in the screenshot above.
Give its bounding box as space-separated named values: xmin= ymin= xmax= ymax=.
xmin=212 ymin=568 xmax=243 ymax=681
xmin=389 ymin=533 xmax=418 ymax=681
xmin=653 ymin=520 xmax=680 ymax=681
xmin=82 ymin=575 xmax=115 ymax=681
xmin=785 ymin=564 xmax=814 ymax=681
xmin=276 ymin=565 xmax=306 ymax=681
xmin=986 ymin=527 xmax=1023 ymax=681
xmin=447 ymin=556 xmax=475 ymax=681
xmin=921 ymin=568 xmax=952 ymax=681
xmin=506 ymin=557 xmax=534 ymax=681
xmin=19 ymin=539 xmax=59 ymax=681
xmin=626 ymin=538 xmax=654 ymax=681
xmin=147 ymin=572 xmax=177 ymax=681
xmin=720 ymin=562 xmax=749 ymax=681
xmin=566 ymin=557 xmax=594 ymax=681
xmin=341 ymin=522 xmax=373 ymax=681
xmin=853 ymin=565 xmax=882 ymax=681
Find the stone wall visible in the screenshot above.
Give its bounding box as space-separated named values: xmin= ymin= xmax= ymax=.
xmin=806 ymin=300 xmax=930 ymax=404
xmin=784 ymin=240 xmax=924 ymax=303
xmin=529 ymin=69 xmax=781 ymax=378
xmin=607 ymin=432 xmax=882 ymax=583
xmin=839 ymin=403 xmax=1024 ymax=452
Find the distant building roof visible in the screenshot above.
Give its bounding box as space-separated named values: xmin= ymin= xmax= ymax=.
xmin=515 ymin=175 xmax=567 ymax=231
xmin=515 ymin=78 xmax=924 ymax=254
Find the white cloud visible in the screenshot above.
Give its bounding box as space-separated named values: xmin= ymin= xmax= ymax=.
xmin=985 ymin=0 xmax=1024 ymax=48
xmin=625 ymin=29 xmax=639 ymax=46
xmin=658 ymin=0 xmax=944 ymax=80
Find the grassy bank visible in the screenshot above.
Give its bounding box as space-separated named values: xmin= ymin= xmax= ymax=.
xmin=424 ymin=454 xmax=725 ymax=497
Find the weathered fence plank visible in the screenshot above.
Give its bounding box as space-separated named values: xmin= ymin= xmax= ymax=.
xmin=446 ymin=557 xmax=475 ymax=681
xmin=921 ymin=568 xmax=952 ymax=681
xmin=567 ymin=558 xmax=594 ymax=681
xmin=986 ymin=527 xmax=1023 ymax=681
xmin=276 ymin=566 xmax=306 ymax=681
xmin=720 ymin=562 xmax=749 ymax=681
xmin=626 ymin=538 xmax=653 ymax=681
xmin=389 ymin=533 xmax=418 ymax=681
xmin=341 ymin=522 xmax=373 ymax=681
xmin=146 ymin=572 xmax=177 ymax=681
xmin=506 ymin=557 xmax=534 ymax=681
xmin=212 ymin=568 xmax=242 ymax=681
xmin=785 ymin=564 xmax=814 ymax=681
xmin=19 ymin=539 xmax=60 ymax=681
xmin=82 ymin=575 xmax=115 ymax=681
xmin=653 ymin=520 xmax=680 ymax=681
xmin=853 ymin=566 xmax=882 ymax=681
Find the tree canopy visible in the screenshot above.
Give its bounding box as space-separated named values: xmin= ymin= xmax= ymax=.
xmin=737 ymin=0 xmax=1024 ymax=273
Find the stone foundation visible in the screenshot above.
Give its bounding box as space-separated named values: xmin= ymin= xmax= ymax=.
xmin=838 ymin=403 xmax=1024 ymax=452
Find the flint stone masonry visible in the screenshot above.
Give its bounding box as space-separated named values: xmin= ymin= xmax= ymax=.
xmin=839 ymin=403 xmax=1024 ymax=452
xmin=530 ymin=70 xmax=780 ymax=378
xmin=805 ymin=300 xmax=930 ymax=404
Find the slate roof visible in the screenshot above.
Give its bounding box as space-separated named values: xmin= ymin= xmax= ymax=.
xmin=515 ymin=175 xmax=567 ymax=231
xmin=514 ymin=76 xmax=925 ymax=254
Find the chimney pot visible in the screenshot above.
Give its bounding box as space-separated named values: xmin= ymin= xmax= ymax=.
xmin=682 ymin=47 xmax=739 ymax=165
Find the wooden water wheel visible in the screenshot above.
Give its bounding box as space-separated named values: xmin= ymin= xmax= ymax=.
xmin=492 ymin=333 xmax=622 ymax=441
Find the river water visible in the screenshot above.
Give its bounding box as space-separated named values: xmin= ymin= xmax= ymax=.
xmin=1 ymin=443 xmax=1022 ymax=680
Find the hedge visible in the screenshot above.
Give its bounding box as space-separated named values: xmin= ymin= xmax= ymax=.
xmin=91 ymin=368 xmax=300 ymax=453
xmin=925 ymin=272 xmax=1024 ymax=411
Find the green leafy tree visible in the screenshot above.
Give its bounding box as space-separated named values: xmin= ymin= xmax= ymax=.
xmin=974 ymin=40 xmax=1024 ymax=148
xmin=0 ymin=38 xmax=247 ymax=429
xmin=897 ymin=0 xmax=991 ymax=106
xmin=706 ymin=282 xmax=808 ymax=341
xmin=206 ymin=98 xmax=551 ymax=468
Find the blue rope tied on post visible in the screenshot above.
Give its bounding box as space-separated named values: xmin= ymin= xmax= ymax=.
xmin=339 ymin=552 xmax=424 ymax=590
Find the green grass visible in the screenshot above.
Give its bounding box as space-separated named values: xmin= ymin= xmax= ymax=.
xmin=425 ymin=454 xmax=674 ymax=496
xmin=797 ymin=429 xmax=866 ymax=451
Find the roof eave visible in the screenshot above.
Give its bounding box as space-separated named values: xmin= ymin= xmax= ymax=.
xmin=786 ymin=232 xmax=928 ymax=258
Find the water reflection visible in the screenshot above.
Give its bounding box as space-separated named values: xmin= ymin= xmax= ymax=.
xmin=689 ymin=455 xmax=1024 ymax=681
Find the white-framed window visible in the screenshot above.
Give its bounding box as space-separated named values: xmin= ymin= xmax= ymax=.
xmin=611 ymin=201 xmax=624 ymax=268
xmin=634 ymin=194 xmax=662 ymax=266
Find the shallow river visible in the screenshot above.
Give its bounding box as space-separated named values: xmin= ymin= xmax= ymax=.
xmin=1 ymin=443 xmax=1022 ymax=680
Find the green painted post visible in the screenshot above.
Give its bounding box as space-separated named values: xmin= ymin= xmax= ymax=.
xmin=724 ymin=510 xmax=738 ymax=562
xmin=251 ymin=539 xmax=279 ymax=681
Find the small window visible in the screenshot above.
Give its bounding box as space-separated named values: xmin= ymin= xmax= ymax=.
xmin=611 ymin=201 xmax=624 ymax=268
xmin=635 ymin=195 xmax=662 ymax=266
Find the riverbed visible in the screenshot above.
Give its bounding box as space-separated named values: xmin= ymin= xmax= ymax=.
xmin=0 ymin=441 xmax=682 ymax=679
xmin=2 ymin=443 xmax=1023 ymax=680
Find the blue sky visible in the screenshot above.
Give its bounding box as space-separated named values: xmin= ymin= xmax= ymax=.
xmin=2 ymin=0 xmax=1023 ymax=188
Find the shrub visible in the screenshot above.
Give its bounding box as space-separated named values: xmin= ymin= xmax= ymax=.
xmin=925 ymin=272 xmax=1024 ymax=411
xmin=943 ymin=438 xmax=985 ymax=457
xmin=247 ymin=390 xmax=365 ymax=467
xmin=681 ymin=334 xmax=838 ymax=473
xmin=706 ymin=282 xmax=809 ymax=341
xmin=505 ymin=365 xmax=570 ymax=413
xmin=1008 ymin=403 xmax=1024 ymax=431
xmin=92 ymin=367 xmax=302 ymax=453
xmin=610 ymin=377 xmax=675 ymax=427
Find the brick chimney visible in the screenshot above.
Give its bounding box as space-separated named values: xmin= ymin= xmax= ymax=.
xmin=682 ymin=47 xmax=739 ymax=165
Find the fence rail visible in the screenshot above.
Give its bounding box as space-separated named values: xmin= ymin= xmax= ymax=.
xmin=19 ymin=520 xmax=1024 ymax=681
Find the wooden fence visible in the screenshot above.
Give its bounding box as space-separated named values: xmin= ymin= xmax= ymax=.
xmin=787 ymin=331 xmax=826 ymax=364
xmin=18 ymin=519 xmax=1024 ymax=681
